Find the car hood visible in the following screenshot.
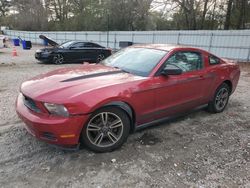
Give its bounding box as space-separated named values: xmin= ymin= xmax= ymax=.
xmin=21 ymin=64 xmax=145 ymax=102
xmin=39 ymin=35 xmax=59 ymax=47
xmin=37 ymin=47 xmax=57 ymax=53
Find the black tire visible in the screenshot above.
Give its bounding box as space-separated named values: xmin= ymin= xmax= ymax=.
xmin=96 ymin=54 xmax=105 ymax=63
xmin=81 ymin=106 xmax=130 ymax=152
xmin=207 ymin=83 xmax=230 ymax=113
xmin=53 ymin=54 xmax=64 ymax=64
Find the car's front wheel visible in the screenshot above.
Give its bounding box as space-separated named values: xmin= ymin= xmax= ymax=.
xmin=207 ymin=83 xmax=230 ymax=113
xmin=53 ymin=54 xmax=64 ymax=64
xmin=81 ymin=106 xmax=130 ymax=152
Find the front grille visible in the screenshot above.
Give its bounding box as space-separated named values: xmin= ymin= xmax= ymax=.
xmin=35 ymin=53 xmax=41 ymax=58
xmin=23 ymin=95 xmax=41 ymax=113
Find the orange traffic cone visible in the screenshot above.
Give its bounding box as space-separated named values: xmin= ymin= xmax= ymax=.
xmin=12 ymin=47 xmax=17 ymax=57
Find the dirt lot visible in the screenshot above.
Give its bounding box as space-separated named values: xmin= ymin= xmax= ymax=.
xmin=0 ymin=45 xmax=249 ymax=188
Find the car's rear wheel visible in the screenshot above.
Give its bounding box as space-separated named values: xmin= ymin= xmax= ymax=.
xmin=207 ymin=83 xmax=230 ymax=113
xmin=96 ymin=54 xmax=105 ymax=63
xmin=53 ymin=54 xmax=64 ymax=64
xmin=81 ymin=106 xmax=130 ymax=152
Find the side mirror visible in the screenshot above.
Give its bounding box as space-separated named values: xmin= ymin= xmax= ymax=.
xmin=161 ymin=64 xmax=182 ymax=76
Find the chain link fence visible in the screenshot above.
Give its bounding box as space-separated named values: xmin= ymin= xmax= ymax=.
xmin=4 ymin=29 xmax=250 ymax=61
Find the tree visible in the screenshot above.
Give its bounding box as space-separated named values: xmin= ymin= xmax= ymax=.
xmin=0 ymin=0 xmax=249 ymax=31
xmin=236 ymin=0 xmax=246 ymax=29
xmin=12 ymin=0 xmax=48 ymax=30
xmin=200 ymin=0 xmax=209 ymax=29
xmin=224 ymin=0 xmax=233 ymax=29
xmin=0 ymin=0 xmax=11 ymax=17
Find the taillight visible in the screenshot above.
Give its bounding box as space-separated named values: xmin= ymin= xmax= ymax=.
xmin=107 ymin=48 xmax=113 ymax=54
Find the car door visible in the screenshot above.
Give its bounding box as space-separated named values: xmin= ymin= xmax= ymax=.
xmin=66 ymin=42 xmax=86 ymax=62
xmin=153 ymin=50 xmax=212 ymax=119
xmin=83 ymin=42 xmax=103 ymax=62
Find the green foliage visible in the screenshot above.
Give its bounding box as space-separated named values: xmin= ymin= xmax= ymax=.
xmin=0 ymin=0 xmax=249 ymax=31
xmin=0 ymin=0 xmax=11 ymax=17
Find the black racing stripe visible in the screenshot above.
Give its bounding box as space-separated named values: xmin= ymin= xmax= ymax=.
xmin=61 ymin=70 xmax=124 ymax=82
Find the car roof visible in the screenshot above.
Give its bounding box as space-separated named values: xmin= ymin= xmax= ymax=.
xmin=70 ymin=41 xmax=98 ymax=44
xmin=131 ymin=44 xmax=206 ymax=53
xmin=63 ymin=41 xmax=104 ymax=47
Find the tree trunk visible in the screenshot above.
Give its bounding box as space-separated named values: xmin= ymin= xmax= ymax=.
xmin=210 ymin=0 xmax=217 ymax=29
xmin=224 ymin=0 xmax=233 ymax=30
xmin=237 ymin=0 xmax=246 ymax=29
xmin=201 ymin=0 xmax=208 ymax=29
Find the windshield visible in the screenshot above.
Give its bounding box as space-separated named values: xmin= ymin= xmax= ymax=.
xmin=101 ymin=47 xmax=167 ymax=77
xmin=59 ymin=41 xmax=75 ymax=48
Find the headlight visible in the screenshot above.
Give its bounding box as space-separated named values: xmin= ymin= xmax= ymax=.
xmin=44 ymin=103 xmax=69 ymax=117
xmin=43 ymin=51 xmax=52 ymax=54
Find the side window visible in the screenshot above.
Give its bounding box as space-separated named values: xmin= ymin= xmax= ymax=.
xmin=209 ymin=56 xmax=220 ymax=65
xmin=84 ymin=43 xmax=95 ymax=48
xmin=92 ymin=43 xmax=102 ymax=48
xmin=164 ymin=51 xmax=203 ymax=73
xmin=84 ymin=42 xmax=103 ymax=48
xmin=71 ymin=42 xmax=85 ymax=48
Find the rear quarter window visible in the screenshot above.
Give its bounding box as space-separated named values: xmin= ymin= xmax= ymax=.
xmin=84 ymin=43 xmax=102 ymax=48
xmin=209 ymin=56 xmax=220 ymax=65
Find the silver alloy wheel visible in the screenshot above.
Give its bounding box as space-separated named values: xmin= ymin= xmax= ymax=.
xmin=86 ymin=112 xmax=124 ymax=147
xmin=53 ymin=54 xmax=64 ymax=64
xmin=215 ymin=87 xmax=229 ymax=111
xmin=96 ymin=54 xmax=105 ymax=63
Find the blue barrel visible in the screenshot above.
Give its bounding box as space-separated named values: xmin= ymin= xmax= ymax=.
xmin=22 ymin=40 xmax=27 ymax=49
xmin=43 ymin=39 xmax=48 ymax=46
xmin=13 ymin=39 xmax=20 ymax=46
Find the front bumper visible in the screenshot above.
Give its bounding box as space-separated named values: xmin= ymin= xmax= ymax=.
xmin=35 ymin=52 xmax=53 ymax=62
xmin=16 ymin=94 xmax=89 ymax=147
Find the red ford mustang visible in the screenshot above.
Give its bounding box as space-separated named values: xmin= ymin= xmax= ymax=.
xmin=16 ymin=44 xmax=240 ymax=152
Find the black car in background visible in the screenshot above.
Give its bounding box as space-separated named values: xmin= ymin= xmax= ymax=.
xmin=35 ymin=35 xmax=112 ymax=64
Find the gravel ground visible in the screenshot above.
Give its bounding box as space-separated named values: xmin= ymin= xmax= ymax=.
xmin=0 ymin=45 xmax=249 ymax=188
